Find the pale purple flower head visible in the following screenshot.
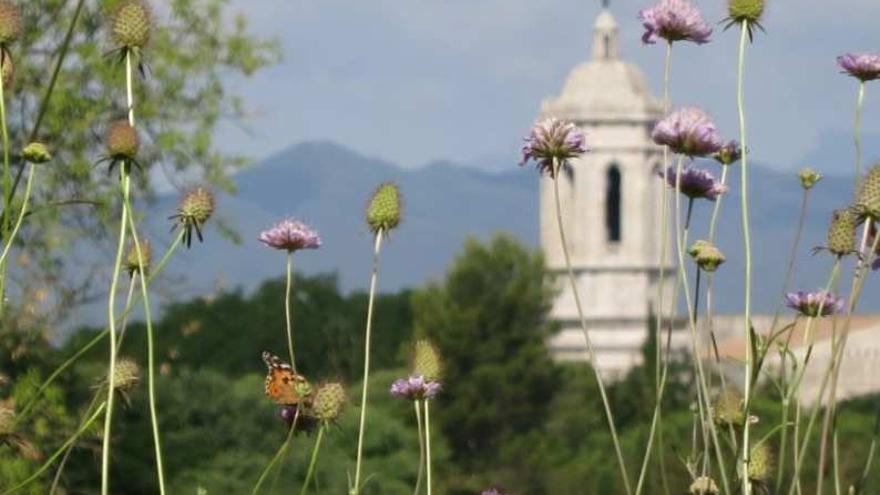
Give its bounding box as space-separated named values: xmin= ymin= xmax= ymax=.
xmin=519 ymin=117 xmax=588 ymax=177
xmin=660 ymin=166 xmax=728 ymax=201
xmin=785 ymin=290 xmax=845 ymax=317
xmin=652 ymin=107 xmax=723 ymax=157
xmin=713 ymin=140 xmax=742 ymax=166
xmin=259 ymin=218 xmax=321 ymax=252
xmin=481 ymin=490 xmax=508 ymax=495
xmin=639 ymin=0 xmax=712 ymax=45
xmin=837 ymin=53 xmax=880 ymax=82
xmin=390 ymin=375 xmax=442 ymax=401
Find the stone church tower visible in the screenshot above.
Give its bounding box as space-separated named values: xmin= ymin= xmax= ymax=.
xmin=538 ymin=6 xmax=675 ymax=376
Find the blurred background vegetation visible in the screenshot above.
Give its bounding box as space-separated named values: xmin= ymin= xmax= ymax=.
xmin=4 ymin=234 xmax=880 ymax=494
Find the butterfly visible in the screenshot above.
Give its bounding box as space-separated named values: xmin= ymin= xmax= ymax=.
xmin=262 ymin=351 xmax=310 ymax=406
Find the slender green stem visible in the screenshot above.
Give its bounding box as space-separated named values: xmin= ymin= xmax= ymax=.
xmin=299 ymin=425 xmax=326 ymax=495
xmin=251 ymin=409 xmax=300 ymax=495
xmin=0 ymin=163 xmax=36 ymax=269
xmin=100 ymin=167 xmax=130 ymax=495
xmin=425 ymin=400 xmax=433 ymax=495
xmin=736 ymin=19 xmax=753 ymax=495
xmin=49 ymin=391 xmax=105 ymax=495
xmin=285 ymin=252 xmax=297 ymax=370
xmin=855 ymin=81 xmax=866 ymax=187
xmin=552 ymin=161 xmax=632 ymax=495
xmin=414 ymin=400 xmax=425 ymax=495
xmin=1 ymin=402 xmax=106 ymax=495
xmin=126 ymin=209 xmax=166 ymax=495
xmin=0 ymin=53 xmax=10 ymax=318
xmin=115 ymin=274 xmax=139 ymax=352
xmin=16 ymin=230 xmax=183 ymax=423
xmin=353 ymin=232 xmax=384 ymax=495
xmin=636 ymin=40 xmax=673 ymax=495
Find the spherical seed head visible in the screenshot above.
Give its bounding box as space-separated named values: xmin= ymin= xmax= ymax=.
xmin=798 ymin=168 xmax=822 ymax=190
xmin=728 ymin=0 xmax=765 ymax=24
xmin=413 ymin=339 xmax=442 ymax=381
xmin=106 ymin=120 xmax=140 ymax=160
xmin=113 ymin=359 xmax=140 ymax=391
xmin=827 ymin=208 xmax=858 ymax=256
xmin=366 ymin=182 xmax=402 ymax=234
xmin=713 ymin=388 xmax=745 ymax=427
xmin=124 ymin=239 xmax=152 ymax=276
xmin=311 ymin=382 xmax=347 ymax=422
xmin=748 ymin=443 xmax=775 ymax=484
xmin=179 ymin=187 xmax=215 ymax=226
xmin=0 ymin=2 xmax=22 ymax=46
xmin=111 ymin=0 xmax=152 ymax=50
xmin=855 ymin=164 xmax=880 ymax=221
xmin=689 ymin=476 xmax=719 ymax=495
xmin=22 ymin=142 xmax=51 ymax=164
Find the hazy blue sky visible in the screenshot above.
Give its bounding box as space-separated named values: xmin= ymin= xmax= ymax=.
xmin=219 ymin=0 xmax=880 ymax=174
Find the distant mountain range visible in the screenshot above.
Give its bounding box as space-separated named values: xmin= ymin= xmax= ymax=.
xmin=149 ymin=140 xmax=878 ymax=315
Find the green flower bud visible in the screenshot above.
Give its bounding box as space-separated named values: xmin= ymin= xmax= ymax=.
xmin=22 ymin=142 xmax=52 ymax=164
xmin=713 ymin=388 xmax=745 ymax=428
xmin=728 ymin=0 xmax=765 ymax=24
xmin=798 ymin=168 xmax=822 ymax=190
xmin=366 ymin=182 xmax=402 ymax=234
xmin=413 ymin=339 xmax=442 ymax=381
xmin=111 ymin=0 xmax=152 ymax=50
xmin=826 ymin=208 xmax=858 ymax=257
xmin=311 ymin=382 xmax=347 ymax=422
xmin=855 ymin=164 xmax=880 ymax=222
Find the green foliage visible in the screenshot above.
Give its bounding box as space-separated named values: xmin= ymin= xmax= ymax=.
xmin=412 ymin=234 xmax=560 ymax=492
xmin=7 ymin=0 xmax=279 ymax=321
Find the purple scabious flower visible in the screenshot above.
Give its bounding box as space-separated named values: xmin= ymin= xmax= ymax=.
xmin=639 ymin=0 xmax=712 ymax=45
xmin=837 ymin=53 xmax=880 ymax=82
xmin=390 ymin=375 xmax=442 ymax=401
xmin=519 ymin=117 xmax=588 ymax=178
xmin=660 ymin=166 xmax=728 ymax=201
xmin=481 ymin=490 xmax=507 ymax=495
xmin=259 ymin=218 xmax=321 ymax=252
xmin=785 ymin=290 xmax=845 ymax=317
xmin=713 ymin=140 xmax=742 ymax=166
xmin=652 ymin=107 xmax=723 ymax=157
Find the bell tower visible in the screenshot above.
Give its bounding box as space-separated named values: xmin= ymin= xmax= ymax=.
xmin=538 ymin=5 xmax=675 ymax=376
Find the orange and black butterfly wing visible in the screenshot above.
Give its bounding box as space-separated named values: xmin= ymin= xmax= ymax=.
xmin=262 ymin=351 xmax=307 ymax=405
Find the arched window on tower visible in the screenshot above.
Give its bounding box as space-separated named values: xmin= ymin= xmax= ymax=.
xmin=606 ymin=165 xmax=622 ymax=243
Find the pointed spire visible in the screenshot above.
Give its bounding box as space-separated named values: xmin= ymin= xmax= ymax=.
xmin=592 ymin=7 xmax=619 ymax=60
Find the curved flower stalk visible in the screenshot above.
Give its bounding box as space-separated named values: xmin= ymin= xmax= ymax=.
xmin=520 ymin=118 xmax=632 ymax=495
xmin=838 ymin=52 xmax=880 ymax=185
xmin=259 ymin=218 xmax=321 ymax=370
xmin=352 ymin=182 xmax=402 ymax=495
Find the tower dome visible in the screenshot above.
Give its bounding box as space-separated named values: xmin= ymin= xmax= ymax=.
xmin=540 ymin=9 xmax=662 ymax=124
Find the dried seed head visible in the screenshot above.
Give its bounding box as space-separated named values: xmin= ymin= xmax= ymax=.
xmin=366 ymin=182 xmax=402 ymax=235
xmin=111 ymin=0 xmax=152 ymax=50
xmin=797 ymin=168 xmax=822 ymax=190
xmin=0 ymin=400 xmax=15 ymax=435
xmin=171 ymin=187 xmax=215 ymax=247
xmin=855 ymin=164 xmax=880 ymax=221
xmin=728 ymin=0 xmax=765 ymax=24
xmin=311 ymin=382 xmax=347 ymax=422
xmin=113 ymin=359 xmax=140 ymax=391
xmin=0 ymin=1 xmax=22 ymax=46
xmin=748 ymin=443 xmax=775 ymax=484
xmin=124 ymin=239 xmax=152 ymax=276
xmin=106 ymin=120 xmax=140 ymax=160
xmin=413 ymin=339 xmax=442 ymax=381
xmin=713 ymin=388 xmax=745 ymax=427
xmin=689 ymin=476 xmax=719 ymax=495
xmin=22 ymin=142 xmax=51 ymax=164
xmin=826 ymin=208 xmax=858 ymax=257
